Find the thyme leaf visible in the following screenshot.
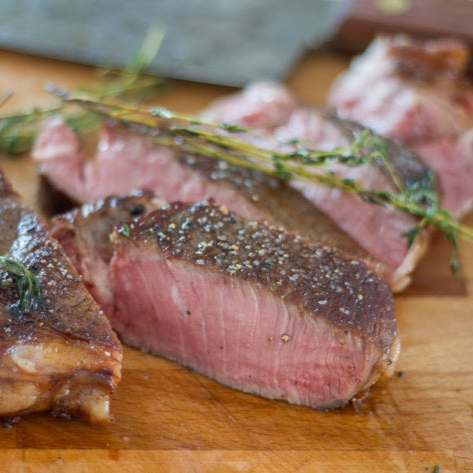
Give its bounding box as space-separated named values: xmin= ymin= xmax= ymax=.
xmin=117 ymin=223 xmax=131 ymax=237
xmin=0 ymin=257 xmax=45 ymax=311
xmin=220 ymin=123 xmax=247 ymax=133
xmin=56 ymin=93 xmax=473 ymax=273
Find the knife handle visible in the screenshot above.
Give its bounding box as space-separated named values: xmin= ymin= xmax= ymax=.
xmin=333 ymin=0 xmax=473 ymax=52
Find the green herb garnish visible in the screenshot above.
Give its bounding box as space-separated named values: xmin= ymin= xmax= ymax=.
xmin=55 ymin=93 xmax=473 ymax=273
xmin=0 ymin=27 xmax=167 ymax=156
xmin=117 ymin=223 xmax=131 ymax=237
xmin=0 ymin=257 xmax=45 ymax=311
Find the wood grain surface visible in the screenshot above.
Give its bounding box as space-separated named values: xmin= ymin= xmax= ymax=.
xmin=0 ymin=47 xmax=472 ymax=473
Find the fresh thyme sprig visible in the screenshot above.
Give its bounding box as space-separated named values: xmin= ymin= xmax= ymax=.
xmin=0 ymin=257 xmax=45 ymax=311
xmin=55 ymin=92 xmax=473 ymax=272
xmin=53 ymin=93 xmax=400 ymax=179
xmin=0 ymin=27 xmax=167 ymax=156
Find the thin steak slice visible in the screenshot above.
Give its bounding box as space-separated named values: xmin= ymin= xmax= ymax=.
xmin=0 ymin=168 xmax=122 ymax=424
xmin=201 ymin=86 xmax=434 ymax=291
xmin=33 ymin=118 xmax=381 ymax=275
xmin=108 ymin=201 xmax=399 ymax=409
xmin=328 ymin=34 xmax=473 ymax=217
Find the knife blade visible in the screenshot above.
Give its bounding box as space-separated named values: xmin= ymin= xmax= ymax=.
xmin=0 ymin=0 xmax=349 ymax=87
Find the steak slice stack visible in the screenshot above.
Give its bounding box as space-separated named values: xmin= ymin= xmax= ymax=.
xmin=53 ymin=198 xmax=400 ymax=409
xmin=0 ymin=168 xmax=122 ymax=423
xmin=33 ymin=118 xmax=381 ymax=275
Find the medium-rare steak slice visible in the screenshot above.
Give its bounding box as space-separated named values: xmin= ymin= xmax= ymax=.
xmin=108 ymin=201 xmax=399 ymax=409
xmin=201 ymin=85 xmax=434 ymax=291
xmin=328 ymin=34 xmax=473 ymax=217
xmin=33 ymin=118 xmax=381 ymax=275
xmin=0 ymin=169 xmax=122 ymax=423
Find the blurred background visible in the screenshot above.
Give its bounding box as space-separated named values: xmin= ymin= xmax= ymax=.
xmin=1 ymin=0 xmax=472 ymax=87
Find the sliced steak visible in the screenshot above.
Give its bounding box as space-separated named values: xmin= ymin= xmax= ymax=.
xmin=0 ymin=168 xmax=122 ymax=423
xmin=328 ymin=34 xmax=473 ymax=217
xmin=103 ymin=201 xmax=399 ymax=409
xmin=201 ymin=86 xmax=434 ymax=291
xmin=33 ymin=118 xmax=381 ymax=275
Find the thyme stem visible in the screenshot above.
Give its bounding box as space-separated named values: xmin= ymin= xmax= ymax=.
xmin=57 ymin=93 xmax=473 ymax=268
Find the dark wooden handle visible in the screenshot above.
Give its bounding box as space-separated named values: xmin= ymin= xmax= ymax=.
xmin=333 ymin=0 xmax=473 ymax=52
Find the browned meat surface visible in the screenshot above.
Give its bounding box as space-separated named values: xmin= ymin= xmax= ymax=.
xmin=106 ymin=202 xmax=399 ymax=409
xmin=386 ymin=35 xmax=470 ymax=81
xmin=0 ymin=169 xmax=122 ymax=424
xmin=328 ymin=34 xmax=473 ymax=217
xmin=34 ymin=118 xmax=381 ymax=275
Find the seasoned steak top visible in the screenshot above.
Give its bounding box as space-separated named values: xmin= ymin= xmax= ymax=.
xmin=113 ymin=201 xmax=396 ymax=352
xmin=176 ymin=150 xmax=378 ymax=266
xmin=0 ymin=169 xmax=120 ymax=349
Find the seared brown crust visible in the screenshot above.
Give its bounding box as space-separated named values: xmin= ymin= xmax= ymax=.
xmin=116 ymin=201 xmax=396 ymax=353
xmin=38 ymin=174 xmax=82 ymax=217
xmin=179 ymin=151 xmax=362 ymax=244
xmin=387 ymin=34 xmax=470 ymax=80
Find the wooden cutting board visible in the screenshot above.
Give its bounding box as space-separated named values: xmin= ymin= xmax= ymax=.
xmin=1 ymin=49 xmax=473 ymax=473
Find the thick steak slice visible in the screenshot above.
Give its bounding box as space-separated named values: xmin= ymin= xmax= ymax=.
xmin=0 ymin=169 xmax=122 ymax=423
xmin=108 ymin=202 xmax=399 ymax=409
xmin=34 ymin=119 xmax=380 ymax=274
xmin=328 ymin=34 xmax=473 ymax=217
